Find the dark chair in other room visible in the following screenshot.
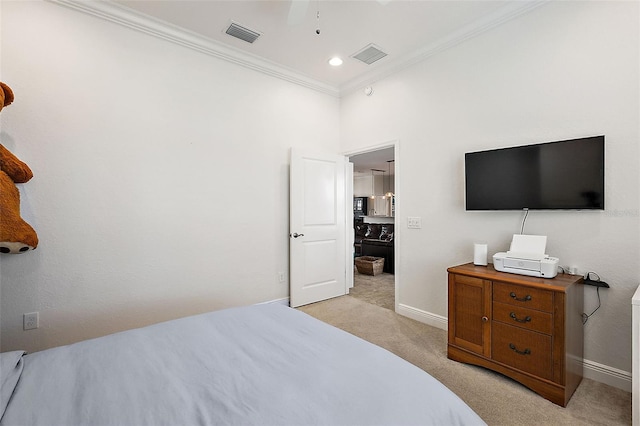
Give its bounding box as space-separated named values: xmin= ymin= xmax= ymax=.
xmin=355 ymin=223 xmax=394 ymax=274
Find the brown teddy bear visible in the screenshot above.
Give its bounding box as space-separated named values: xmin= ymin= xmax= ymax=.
xmin=0 ymin=82 xmax=38 ymax=253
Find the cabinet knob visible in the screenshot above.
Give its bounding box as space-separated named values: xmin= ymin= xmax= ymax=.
xmin=481 ymin=316 xmax=489 ymax=322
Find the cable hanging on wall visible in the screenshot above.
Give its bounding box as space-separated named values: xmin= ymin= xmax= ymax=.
xmin=520 ymin=208 xmax=529 ymax=234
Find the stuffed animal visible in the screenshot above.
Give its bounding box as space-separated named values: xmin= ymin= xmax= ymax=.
xmin=0 ymin=82 xmax=38 ymax=253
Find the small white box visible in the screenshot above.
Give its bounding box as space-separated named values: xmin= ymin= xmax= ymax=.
xmin=473 ymin=243 xmax=488 ymax=266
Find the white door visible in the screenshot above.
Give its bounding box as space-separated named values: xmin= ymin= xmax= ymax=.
xmin=290 ymin=149 xmax=347 ymax=308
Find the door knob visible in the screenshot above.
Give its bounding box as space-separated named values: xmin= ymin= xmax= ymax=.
xmin=291 ymin=233 xmax=305 ymax=238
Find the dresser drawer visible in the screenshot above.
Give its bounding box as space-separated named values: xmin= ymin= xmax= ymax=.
xmin=492 ymin=322 xmax=552 ymax=381
xmin=453 ymin=274 xmax=485 ymax=287
xmin=493 ymin=301 xmax=553 ymax=335
xmin=493 ymin=282 xmax=553 ymax=312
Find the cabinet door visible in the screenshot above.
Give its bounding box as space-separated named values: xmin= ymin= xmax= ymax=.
xmin=353 ymin=175 xmax=371 ymax=197
xmin=448 ymin=273 xmax=491 ymax=357
xmin=373 ymin=197 xmax=388 ymax=216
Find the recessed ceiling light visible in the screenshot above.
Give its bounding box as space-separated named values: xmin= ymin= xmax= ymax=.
xmin=328 ymin=57 xmax=343 ymax=66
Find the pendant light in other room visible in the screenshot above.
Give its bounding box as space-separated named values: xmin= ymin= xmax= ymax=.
xmin=370 ymin=170 xmax=375 ymax=200
xmin=385 ymin=160 xmax=395 ymax=198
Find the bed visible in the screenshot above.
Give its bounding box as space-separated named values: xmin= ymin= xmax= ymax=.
xmin=0 ymin=303 xmax=485 ymax=425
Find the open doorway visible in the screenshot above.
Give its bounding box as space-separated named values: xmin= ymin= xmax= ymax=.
xmin=349 ymin=145 xmax=396 ymax=311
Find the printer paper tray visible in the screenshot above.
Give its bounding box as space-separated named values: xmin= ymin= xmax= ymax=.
xmin=503 ymin=257 xmax=542 ymax=272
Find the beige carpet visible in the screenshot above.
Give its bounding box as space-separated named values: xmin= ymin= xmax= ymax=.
xmin=298 ymin=295 xmax=631 ymax=426
xmin=349 ymin=269 xmax=395 ymax=310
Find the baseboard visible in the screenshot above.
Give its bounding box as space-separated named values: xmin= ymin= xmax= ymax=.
xmin=583 ymin=358 xmax=631 ymax=392
xmin=396 ymin=303 xmax=447 ymax=331
xmin=257 ymin=297 xmax=290 ymax=306
xmin=396 ymin=304 xmax=632 ymax=393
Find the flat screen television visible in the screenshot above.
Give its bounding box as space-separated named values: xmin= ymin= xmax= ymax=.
xmin=465 ymin=136 xmax=604 ymax=210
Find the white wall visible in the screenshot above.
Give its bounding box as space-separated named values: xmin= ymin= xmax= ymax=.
xmin=0 ymin=1 xmax=339 ymax=353
xmin=341 ymin=1 xmax=639 ymax=380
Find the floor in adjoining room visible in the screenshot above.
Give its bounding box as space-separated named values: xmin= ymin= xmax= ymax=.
xmin=349 ymin=268 xmax=394 ymax=310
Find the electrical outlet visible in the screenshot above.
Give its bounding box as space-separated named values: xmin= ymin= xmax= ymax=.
xmin=278 ymin=272 xmax=285 ymax=283
xmin=407 ymin=216 xmax=422 ymax=229
xmin=23 ymin=312 xmax=39 ymax=330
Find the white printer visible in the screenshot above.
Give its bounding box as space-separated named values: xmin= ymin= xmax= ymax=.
xmin=493 ymin=234 xmax=559 ymax=278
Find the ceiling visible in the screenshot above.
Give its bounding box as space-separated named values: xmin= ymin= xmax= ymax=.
xmin=107 ymin=0 xmax=538 ymax=94
xmin=350 ymin=148 xmax=395 ymax=176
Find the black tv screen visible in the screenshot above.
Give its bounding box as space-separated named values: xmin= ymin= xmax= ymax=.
xmin=465 ymin=136 xmax=604 ymax=210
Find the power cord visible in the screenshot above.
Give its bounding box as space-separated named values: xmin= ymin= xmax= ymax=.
xmin=520 ymin=208 xmax=529 ymax=234
xmin=582 ymin=286 xmax=601 ymax=324
xmin=583 ymin=271 xmax=609 ymax=288
xmin=582 ymin=271 xmax=609 ymax=324
xmin=586 ymin=271 xmax=600 ymax=280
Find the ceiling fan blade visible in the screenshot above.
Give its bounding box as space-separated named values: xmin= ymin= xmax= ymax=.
xmin=287 ymin=0 xmax=309 ymax=26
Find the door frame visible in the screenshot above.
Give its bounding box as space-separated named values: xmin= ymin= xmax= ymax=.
xmin=343 ymin=140 xmax=400 ymax=312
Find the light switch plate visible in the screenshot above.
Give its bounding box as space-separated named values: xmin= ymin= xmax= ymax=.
xmin=407 ymin=217 xmax=422 ymax=229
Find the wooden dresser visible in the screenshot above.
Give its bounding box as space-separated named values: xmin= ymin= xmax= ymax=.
xmin=447 ymin=262 xmax=584 ymax=406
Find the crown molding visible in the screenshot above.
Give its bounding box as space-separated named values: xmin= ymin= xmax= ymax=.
xmin=339 ymin=0 xmax=549 ymax=96
xmin=50 ymin=0 xmax=546 ymax=99
xmin=48 ymin=0 xmax=340 ymax=97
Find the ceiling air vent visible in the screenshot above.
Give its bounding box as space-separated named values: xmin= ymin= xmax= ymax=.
xmin=225 ymin=22 xmax=261 ymax=44
xmin=351 ymin=44 xmax=388 ymax=65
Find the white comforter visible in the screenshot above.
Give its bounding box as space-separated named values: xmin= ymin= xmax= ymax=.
xmin=1 ymin=303 xmax=485 ymax=425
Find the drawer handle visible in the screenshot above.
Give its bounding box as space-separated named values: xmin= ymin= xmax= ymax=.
xmin=509 ymin=312 xmax=532 ymax=323
xmin=509 ymin=292 xmax=532 ymax=302
xmin=509 ymin=343 xmax=531 ymax=355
